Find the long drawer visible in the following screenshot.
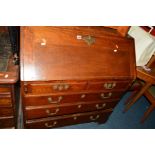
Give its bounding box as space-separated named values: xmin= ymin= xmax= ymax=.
xmin=0 ymin=116 xmax=15 ymax=128
xmin=23 ymin=91 xmax=124 ymax=106
xmin=23 ymin=80 xmax=130 ymax=95
xmin=25 ymin=109 xmax=113 ymax=129
xmin=0 ymin=85 xmax=11 ymax=94
xmin=25 ymin=100 xmax=117 ymax=119
xmin=0 ymin=108 xmax=14 ymax=117
xmin=0 ymin=94 xmax=12 ymax=107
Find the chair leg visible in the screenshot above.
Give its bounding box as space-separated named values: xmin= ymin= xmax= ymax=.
xmin=124 ymin=83 xmax=151 ymax=112
xmin=140 ymin=104 xmax=155 ymax=123
xmin=124 ymin=90 xmax=137 ymax=105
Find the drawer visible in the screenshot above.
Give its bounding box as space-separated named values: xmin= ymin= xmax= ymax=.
xmin=25 ymin=100 xmax=117 ymax=119
xmin=25 ymin=109 xmax=113 ymax=129
xmin=23 ymin=80 xmax=130 ymax=94
xmin=0 ymin=94 xmax=12 ymax=107
xmin=0 ymin=117 xmax=14 ymax=128
xmin=23 ymin=91 xmax=124 ymax=106
xmin=24 ymin=81 xmax=87 ymax=94
xmin=87 ymin=81 xmax=130 ymax=91
xmin=0 ymin=108 xmax=14 ymax=117
xmin=0 ymin=85 xmax=11 ymax=94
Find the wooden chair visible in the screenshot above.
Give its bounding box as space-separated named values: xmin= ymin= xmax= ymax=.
xmin=124 ymin=54 xmax=155 ymax=123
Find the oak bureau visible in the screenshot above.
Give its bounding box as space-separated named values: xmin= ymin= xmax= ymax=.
xmin=20 ymin=26 xmax=136 ymax=128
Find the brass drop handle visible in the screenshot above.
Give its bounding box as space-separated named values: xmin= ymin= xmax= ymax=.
xmin=46 ymin=108 xmax=59 ymax=116
xmin=100 ymin=93 xmax=112 ymax=99
xmin=77 ymin=35 xmax=95 ymax=46
xmin=90 ymin=115 xmax=100 ymax=121
xmin=96 ymin=103 xmax=106 ymax=110
xmin=104 ymin=83 xmax=116 ymax=89
xmin=45 ymin=121 xmax=57 ymax=128
xmin=47 ymin=96 xmax=63 ymax=104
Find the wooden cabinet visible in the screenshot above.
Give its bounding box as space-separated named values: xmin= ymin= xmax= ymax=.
xmin=20 ymin=26 xmax=136 ymax=129
xmin=0 ymin=27 xmax=19 ymax=129
xmin=0 ymin=60 xmax=19 ymax=129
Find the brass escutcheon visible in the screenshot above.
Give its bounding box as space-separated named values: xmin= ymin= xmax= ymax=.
xmin=78 ymin=104 xmax=82 ymax=108
xmin=81 ymin=94 xmax=86 ymax=99
xmin=82 ymin=35 xmax=95 ymax=46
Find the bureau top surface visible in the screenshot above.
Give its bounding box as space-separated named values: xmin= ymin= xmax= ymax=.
xmin=20 ymin=26 xmax=136 ymax=81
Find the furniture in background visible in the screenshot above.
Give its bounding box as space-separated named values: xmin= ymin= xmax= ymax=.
xmin=128 ymin=26 xmax=155 ymax=66
xmin=105 ymin=26 xmax=130 ymax=37
xmin=0 ymin=27 xmax=19 ymax=128
xmin=20 ymin=26 xmax=136 ymax=129
xmin=124 ymin=54 xmax=155 ymax=123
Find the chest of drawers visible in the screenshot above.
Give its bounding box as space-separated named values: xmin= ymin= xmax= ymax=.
xmin=0 ymin=28 xmax=19 ymax=129
xmin=20 ymin=26 xmax=136 ymax=129
xmin=0 ymin=58 xmax=19 ymax=129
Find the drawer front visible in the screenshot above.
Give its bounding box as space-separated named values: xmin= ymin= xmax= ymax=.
xmin=0 ymin=108 xmax=14 ymax=117
xmin=24 ymin=81 xmax=87 ymax=94
xmin=23 ymin=80 xmax=130 ymax=95
xmin=0 ymin=117 xmax=14 ymax=128
xmin=25 ymin=100 xmax=117 ymax=119
xmin=25 ymin=109 xmax=113 ymax=129
xmin=0 ymin=94 xmax=12 ymax=107
xmin=0 ymin=85 xmax=11 ymax=94
xmin=88 ymin=81 xmax=130 ymax=91
xmin=23 ymin=91 xmax=123 ymax=106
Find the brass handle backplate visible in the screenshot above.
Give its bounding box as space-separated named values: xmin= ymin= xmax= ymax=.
xmin=52 ymin=84 xmax=70 ymax=91
xmin=47 ymin=96 xmax=63 ymax=104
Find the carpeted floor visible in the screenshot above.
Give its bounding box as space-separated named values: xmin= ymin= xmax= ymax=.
xmin=59 ymin=92 xmax=155 ymax=129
